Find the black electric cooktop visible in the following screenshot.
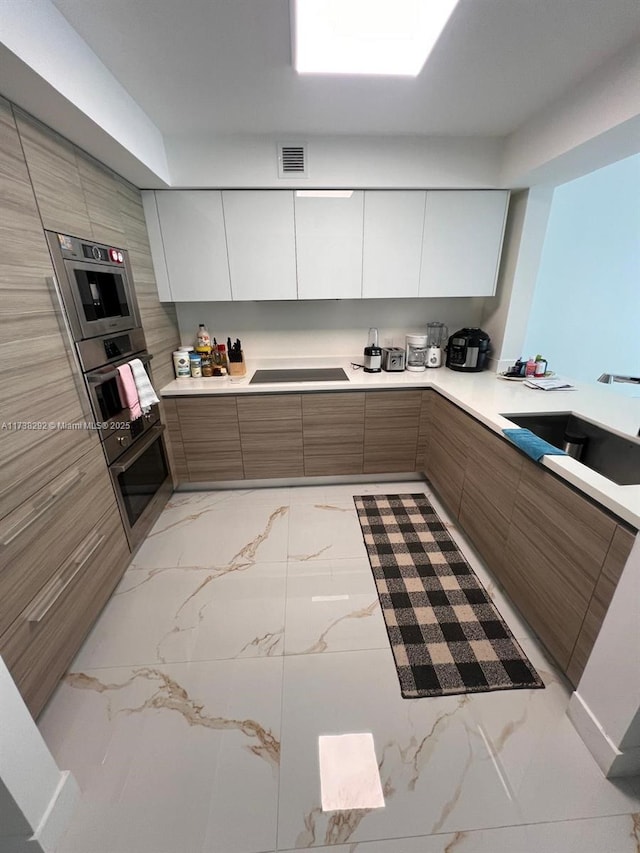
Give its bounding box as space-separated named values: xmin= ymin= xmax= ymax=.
xmin=249 ymin=368 xmax=350 ymax=384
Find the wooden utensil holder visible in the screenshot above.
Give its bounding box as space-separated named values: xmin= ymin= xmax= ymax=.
xmin=228 ymin=354 xmax=246 ymax=377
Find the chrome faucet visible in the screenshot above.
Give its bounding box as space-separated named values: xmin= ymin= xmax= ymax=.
xmin=597 ymin=373 xmax=640 ymax=384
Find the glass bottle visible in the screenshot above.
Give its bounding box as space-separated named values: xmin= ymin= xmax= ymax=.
xmin=217 ymin=344 xmax=228 ymax=371
xmin=196 ymin=323 xmax=211 ymax=347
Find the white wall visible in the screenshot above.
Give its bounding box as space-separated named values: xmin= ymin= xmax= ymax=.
xmin=0 ymin=657 xmax=79 ymax=851
xmin=502 ymin=40 xmax=640 ymax=187
xmin=164 ymin=134 xmax=504 ymax=189
xmin=522 ymin=153 xmax=640 ymax=387
xmin=175 ymin=297 xmax=485 ymax=358
xmin=568 ymin=535 xmax=640 ymax=777
xmin=0 ymin=0 xmax=170 ymax=185
xmin=480 ymin=187 xmax=554 ymax=370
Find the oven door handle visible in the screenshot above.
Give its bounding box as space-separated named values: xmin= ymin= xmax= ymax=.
xmin=87 ymin=353 xmax=154 ymax=384
xmin=110 ymin=424 xmax=165 ymax=474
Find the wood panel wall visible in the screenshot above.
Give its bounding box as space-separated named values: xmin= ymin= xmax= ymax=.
xmin=13 ymin=106 xmax=180 ymax=391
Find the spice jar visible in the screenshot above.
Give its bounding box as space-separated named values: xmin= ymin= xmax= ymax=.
xmin=201 ymin=352 xmax=213 ymax=377
xmin=189 ymin=352 xmax=202 ymax=377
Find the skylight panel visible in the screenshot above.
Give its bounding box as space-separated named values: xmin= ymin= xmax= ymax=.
xmin=293 ymin=0 xmax=460 ymax=77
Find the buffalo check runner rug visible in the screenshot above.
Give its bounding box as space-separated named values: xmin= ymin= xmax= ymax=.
xmin=353 ymin=493 xmax=544 ymax=698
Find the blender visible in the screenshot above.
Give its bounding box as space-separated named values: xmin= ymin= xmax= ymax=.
xmin=363 ymin=327 xmax=382 ymax=373
xmin=425 ymin=322 xmax=448 ymax=368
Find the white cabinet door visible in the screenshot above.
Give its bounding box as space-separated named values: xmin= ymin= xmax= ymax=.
xmin=295 ymin=192 xmax=364 ymax=299
xmin=362 ymin=191 xmax=426 ymax=298
xmin=155 ymin=191 xmax=231 ymax=301
xmin=141 ymin=191 xmax=171 ymax=301
xmin=419 ymin=190 xmax=509 ymax=297
xmin=222 ymin=191 xmax=297 ymax=300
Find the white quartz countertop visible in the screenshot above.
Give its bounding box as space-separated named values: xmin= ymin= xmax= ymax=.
xmin=161 ymin=356 xmax=640 ymax=528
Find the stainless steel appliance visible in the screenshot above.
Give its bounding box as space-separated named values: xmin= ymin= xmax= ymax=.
xmin=45 ymin=231 xmax=140 ymax=340
xmin=446 ymin=328 xmax=491 ymax=372
xmin=363 ymin=328 xmax=382 ymax=373
xmin=76 ymin=329 xmax=172 ymax=550
xmin=47 ymin=231 xmax=172 ymax=550
xmin=405 ymin=334 xmax=428 ymax=372
xmin=381 ymin=347 xmax=405 ymax=372
xmin=425 ymin=322 xmax=448 ymax=368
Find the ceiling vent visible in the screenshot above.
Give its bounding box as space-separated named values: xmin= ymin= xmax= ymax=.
xmin=278 ymin=143 xmax=308 ymax=178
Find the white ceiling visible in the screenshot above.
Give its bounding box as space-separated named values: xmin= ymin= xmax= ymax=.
xmin=50 ymin=0 xmax=640 ymax=139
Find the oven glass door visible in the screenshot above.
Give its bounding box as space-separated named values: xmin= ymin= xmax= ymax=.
xmin=114 ymin=429 xmax=169 ymax=529
xmin=93 ymin=374 xmax=126 ymax=422
xmin=67 ymin=260 xmax=135 ymax=337
xmin=86 ymin=354 xmax=154 ymax=426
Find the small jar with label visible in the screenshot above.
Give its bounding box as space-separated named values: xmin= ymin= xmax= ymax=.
xmin=534 ymin=355 xmax=547 ymax=377
xmin=201 ymin=352 xmax=213 ymax=377
xmin=189 ymin=352 xmax=202 ymax=377
xmin=173 ymin=350 xmax=190 ymax=379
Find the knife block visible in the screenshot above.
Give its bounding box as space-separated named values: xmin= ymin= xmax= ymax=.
xmin=228 ymin=353 xmax=246 ymax=377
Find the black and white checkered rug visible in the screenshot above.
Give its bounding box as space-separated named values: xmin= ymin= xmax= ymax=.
xmin=354 ymin=493 xmax=544 ymax=698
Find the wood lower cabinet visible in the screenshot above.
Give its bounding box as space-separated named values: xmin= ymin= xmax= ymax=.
xmin=237 ymin=394 xmax=303 ymax=478
xmin=166 ymin=390 xmax=426 ymax=480
xmin=425 ymin=392 xmax=635 ymax=681
xmin=174 ymin=396 xmax=243 ymax=481
xmin=458 ymin=417 xmax=524 ymax=579
xmin=0 ymin=505 xmax=129 ymax=717
xmin=566 ymin=524 xmax=636 ymax=685
xmin=363 ymin=390 xmax=422 ymax=473
xmin=0 ymin=442 xmax=118 ymax=637
xmin=414 ymin=390 xmax=433 ymax=471
xmin=162 ymin=397 xmax=189 ymax=482
xmin=302 ymin=392 xmax=365 ymax=476
xmin=503 ymin=462 xmax=617 ymax=670
xmin=424 ymin=395 xmax=471 ymax=517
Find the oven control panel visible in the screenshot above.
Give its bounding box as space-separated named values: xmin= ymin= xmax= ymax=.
xmin=103 ymin=334 xmax=133 ymax=360
xmin=55 ymin=232 xmax=125 ymax=265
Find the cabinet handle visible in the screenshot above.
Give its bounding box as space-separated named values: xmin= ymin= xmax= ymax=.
xmin=0 ymin=468 xmax=85 ymax=547
xmin=26 ymin=531 xmax=106 ymax=624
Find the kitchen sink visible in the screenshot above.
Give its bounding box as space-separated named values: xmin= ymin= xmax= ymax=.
xmin=249 ymin=367 xmax=350 ymax=384
xmin=501 ymin=412 xmax=640 ymax=486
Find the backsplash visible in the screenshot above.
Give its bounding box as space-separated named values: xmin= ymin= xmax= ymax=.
xmin=176 ymin=297 xmax=485 ymax=357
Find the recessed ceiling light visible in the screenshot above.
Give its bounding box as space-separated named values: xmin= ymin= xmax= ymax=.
xmin=292 ymin=0 xmax=459 ymax=77
xmin=295 ymin=190 xmax=354 ymax=198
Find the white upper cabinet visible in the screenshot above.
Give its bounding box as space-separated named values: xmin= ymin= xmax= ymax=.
xmin=419 ymin=190 xmax=509 ymax=298
xmin=295 ymin=192 xmax=364 ymax=299
xmin=155 ymin=191 xmax=231 ymax=301
xmin=362 ymin=191 xmax=426 ymax=298
xmin=141 ymin=191 xmax=171 ymax=301
xmin=143 ymin=188 xmax=510 ymax=303
xmin=222 ymin=190 xmax=297 ymax=300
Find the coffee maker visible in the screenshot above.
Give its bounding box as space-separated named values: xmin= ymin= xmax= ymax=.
xmin=405 ymin=334 xmax=428 ymax=372
xmin=425 ymin=322 xmax=448 ymax=368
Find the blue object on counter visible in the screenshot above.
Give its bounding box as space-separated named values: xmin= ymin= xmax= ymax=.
xmin=502 ymin=428 xmax=568 ymax=462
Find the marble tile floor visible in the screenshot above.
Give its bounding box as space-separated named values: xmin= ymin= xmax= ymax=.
xmin=38 ymin=479 xmax=640 ymax=853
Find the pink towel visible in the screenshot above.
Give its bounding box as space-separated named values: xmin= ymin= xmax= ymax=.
xmin=116 ymin=363 xmax=142 ymax=420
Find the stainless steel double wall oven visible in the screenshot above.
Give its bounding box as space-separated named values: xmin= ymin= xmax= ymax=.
xmin=46 ymin=232 xmax=171 ymax=550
